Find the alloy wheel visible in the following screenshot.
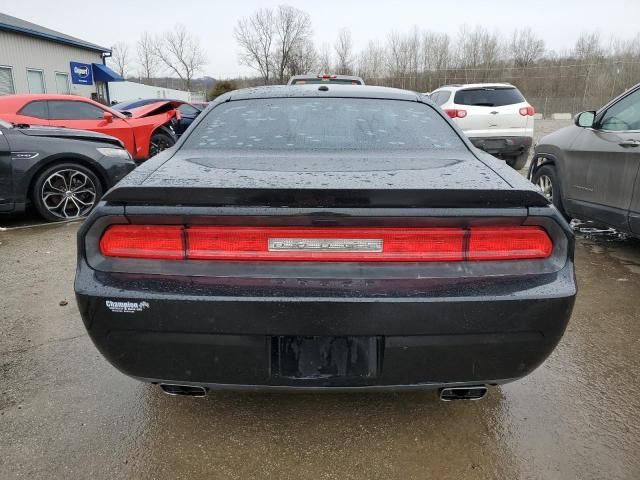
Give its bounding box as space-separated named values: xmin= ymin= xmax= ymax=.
xmin=41 ymin=169 xmax=97 ymax=219
xmin=536 ymin=174 xmax=553 ymax=201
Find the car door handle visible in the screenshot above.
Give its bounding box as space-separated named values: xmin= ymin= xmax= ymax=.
xmin=619 ymin=140 xmax=640 ymax=148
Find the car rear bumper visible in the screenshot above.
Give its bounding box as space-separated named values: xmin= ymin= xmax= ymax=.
xmin=75 ymin=262 xmax=575 ymax=390
xmin=469 ymin=136 xmax=533 ymax=156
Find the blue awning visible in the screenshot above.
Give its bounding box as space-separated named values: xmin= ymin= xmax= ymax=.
xmin=92 ymin=63 xmax=124 ymax=82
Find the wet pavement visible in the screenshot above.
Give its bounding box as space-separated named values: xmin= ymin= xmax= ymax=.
xmin=1 ymin=218 xmax=639 ymax=479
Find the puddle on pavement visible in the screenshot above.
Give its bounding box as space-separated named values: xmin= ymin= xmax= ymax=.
xmin=572 ymin=219 xmax=640 ymax=275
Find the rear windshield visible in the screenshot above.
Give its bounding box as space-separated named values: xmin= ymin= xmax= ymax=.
xmin=183 ymin=98 xmax=465 ymax=151
xmin=454 ymin=87 xmax=525 ymax=107
xmin=291 ymin=79 xmax=363 ymax=85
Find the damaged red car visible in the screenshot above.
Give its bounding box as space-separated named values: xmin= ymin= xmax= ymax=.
xmin=0 ymin=94 xmax=179 ymax=161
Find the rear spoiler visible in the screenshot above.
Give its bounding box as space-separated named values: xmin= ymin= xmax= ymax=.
xmin=103 ymin=186 xmax=549 ymax=209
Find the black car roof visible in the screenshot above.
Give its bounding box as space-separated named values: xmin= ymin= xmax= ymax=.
xmin=219 ymin=85 xmax=424 ymax=102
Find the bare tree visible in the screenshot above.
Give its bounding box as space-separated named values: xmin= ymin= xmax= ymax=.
xmin=510 ymin=28 xmax=545 ymax=68
xmin=234 ymin=8 xmax=276 ymax=84
xmin=109 ymin=42 xmax=130 ymax=78
xmin=479 ymin=30 xmax=502 ymax=81
xmin=386 ymin=31 xmax=412 ymax=88
xmin=574 ymin=31 xmax=604 ymax=60
xmin=334 ymin=28 xmax=354 ymax=75
xmin=137 ymin=32 xmax=160 ymax=83
xmin=274 ymin=5 xmax=313 ymax=83
xmin=286 ymin=38 xmax=317 ymax=76
xmin=154 ymin=24 xmax=206 ymax=91
xmin=317 ymin=42 xmax=333 ymax=73
xmin=420 ymin=31 xmax=451 ymax=89
xmin=357 ymin=40 xmax=386 ymax=83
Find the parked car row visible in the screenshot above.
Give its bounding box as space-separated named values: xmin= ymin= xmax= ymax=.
xmin=3 ymin=74 xmax=636 ymax=398
xmin=2 ymin=76 xmax=639 ymax=238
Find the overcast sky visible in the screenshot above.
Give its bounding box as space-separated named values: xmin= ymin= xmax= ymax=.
xmin=3 ymin=0 xmax=640 ymax=78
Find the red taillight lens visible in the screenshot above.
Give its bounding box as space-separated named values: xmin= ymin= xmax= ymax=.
xmin=468 ymin=227 xmax=552 ymax=261
xmin=444 ymin=109 xmax=467 ymax=119
xmin=99 ymin=225 xmax=553 ymax=262
xmin=519 ymin=106 xmax=535 ymax=116
xmin=187 ymin=227 xmax=465 ymax=262
xmin=100 ymin=225 xmax=185 ymax=259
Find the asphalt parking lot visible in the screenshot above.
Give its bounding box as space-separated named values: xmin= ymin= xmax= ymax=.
xmin=1 ymin=119 xmax=639 ymax=479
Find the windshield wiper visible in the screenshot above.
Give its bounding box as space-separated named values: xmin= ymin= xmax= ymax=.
xmin=11 ymin=122 xmax=31 ymax=129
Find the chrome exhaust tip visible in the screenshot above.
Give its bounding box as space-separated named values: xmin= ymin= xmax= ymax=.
xmin=439 ymin=386 xmax=488 ymax=401
xmin=159 ymin=383 xmax=207 ymax=397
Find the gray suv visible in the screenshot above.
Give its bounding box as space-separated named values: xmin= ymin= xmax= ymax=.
xmin=530 ymin=83 xmax=640 ymax=237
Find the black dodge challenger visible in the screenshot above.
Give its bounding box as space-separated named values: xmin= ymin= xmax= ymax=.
xmin=75 ymin=85 xmax=576 ymax=400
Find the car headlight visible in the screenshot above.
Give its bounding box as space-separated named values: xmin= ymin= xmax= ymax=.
xmin=97 ymin=147 xmax=131 ymax=159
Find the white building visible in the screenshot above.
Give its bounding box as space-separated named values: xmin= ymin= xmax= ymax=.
xmin=0 ymin=12 xmax=123 ymax=103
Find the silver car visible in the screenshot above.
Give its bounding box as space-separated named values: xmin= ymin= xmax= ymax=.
xmin=530 ymin=83 xmax=640 ymax=237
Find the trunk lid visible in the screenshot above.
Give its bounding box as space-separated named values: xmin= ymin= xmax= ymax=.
xmin=452 ymin=86 xmax=530 ymax=135
xmin=104 ymin=150 xmax=548 ymax=208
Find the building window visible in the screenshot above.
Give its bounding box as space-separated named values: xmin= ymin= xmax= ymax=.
xmin=55 ymin=72 xmax=70 ymax=94
xmin=0 ymin=66 xmax=15 ymax=96
xmin=27 ymin=68 xmax=46 ymax=94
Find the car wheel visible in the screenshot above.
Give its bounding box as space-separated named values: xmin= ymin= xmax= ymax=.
xmin=32 ymin=163 xmax=103 ymax=222
xmin=506 ymin=151 xmax=529 ymax=170
xmin=532 ymin=164 xmax=570 ymax=220
xmin=149 ymin=131 xmax=175 ymax=158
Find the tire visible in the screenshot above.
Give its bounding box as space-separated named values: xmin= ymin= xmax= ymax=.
xmin=149 ymin=130 xmax=176 ymax=158
xmin=531 ymin=163 xmax=570 ymax=221
xmin=31 ymin=162 xmax=103 ymax=222
xmin=506 ymin=150 xmax=529 ymax=170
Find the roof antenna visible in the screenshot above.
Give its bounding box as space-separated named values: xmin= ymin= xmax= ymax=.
xmin=318 ymin=85 xmax=329 ymax=91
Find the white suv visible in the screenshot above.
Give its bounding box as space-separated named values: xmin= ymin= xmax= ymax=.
xmin=429 ymin=83 xmax=535 ymax=170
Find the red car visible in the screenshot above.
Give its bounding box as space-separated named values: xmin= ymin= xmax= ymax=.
xmin=0 ymin=95 xmax=179 ymax=161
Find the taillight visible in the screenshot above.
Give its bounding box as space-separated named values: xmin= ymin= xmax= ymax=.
xmin=187 ymin=227 xmax=466 ymax=262
xmin=519 ymin=106 xmax=535 ymax=116
xmin=467 ymin=227 xmax=552 ymax=260
xmin=99 ymin=226 xmax=552 ymax=262
xmin=444 ymin=109 xmax=467 ymax=119
xmin=99 ymin=225 xmax=184 ymax=260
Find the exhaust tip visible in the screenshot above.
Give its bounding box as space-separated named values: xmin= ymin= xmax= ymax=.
xmin=160 ymin=383 xmax=207 ymax=397
xmin=439 ymin=386 xmax=488 ymax=401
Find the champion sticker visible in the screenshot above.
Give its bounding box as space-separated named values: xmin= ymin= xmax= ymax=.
xmin=105 ymin=300 xmax=150 ymax=313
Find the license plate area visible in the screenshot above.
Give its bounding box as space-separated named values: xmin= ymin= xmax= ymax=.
xmin=272 ymin=336 xmax=379 ymax=380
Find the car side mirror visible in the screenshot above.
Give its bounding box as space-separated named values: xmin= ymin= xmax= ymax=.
xmin=103 ymin=112 xmax=114 ymax=123
xmin=575 ymin=111 xmax=596 ymax=128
